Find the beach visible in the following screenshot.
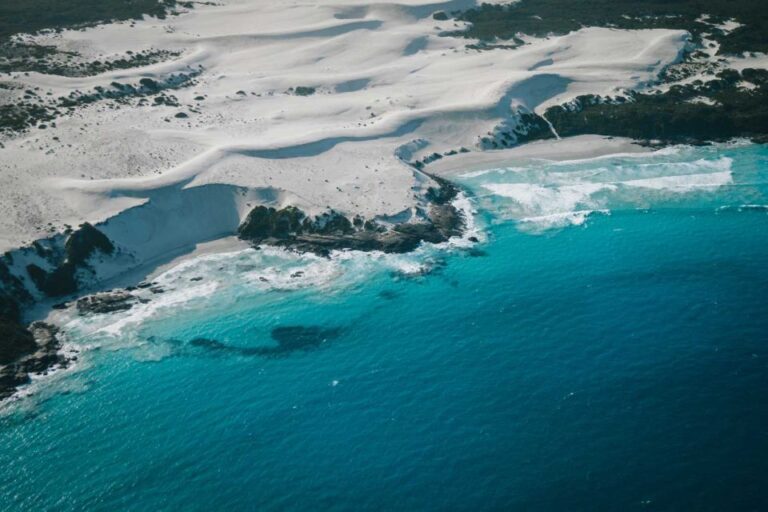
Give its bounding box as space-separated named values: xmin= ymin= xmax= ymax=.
xmin=1 ymin=2 xmax=768 ymax=509
xmin=1 ymin=0 xmax=686 ymax=261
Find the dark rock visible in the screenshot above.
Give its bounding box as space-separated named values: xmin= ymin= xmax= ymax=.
xmin=0 ymin=318 xmax=36 ymax=365
xmin=76 ymin=291 xmax=135 ymax=315
xmin=237 ymin=178 xmax=465 ymax=256
xmin=17 ymin=349 xmax=61 ymax=374
xmin=29 ymin=262 xmax=78 ymax=297
xmin=0 ymin=322 xmax=63 ymax=400
xmin=0 ymin=260 xmax=32 ymax=305
xmin=25 ymin=263 xmax=49 ymax=291
xmin=0 ymin=293 xmax=21 ymax=321
xmin=52 ymin=301 xmax=69 ymax=310
xmin=429 ymin=203 xmax=463 ymax=238
xmin=65 ymin=222 xmax=114 ymax=265
xmin=24 ymin=223 xmax=114 ymax=297
xmin=314 ymin=211 xmax=354 ymax=235
xmin=0 ymin=367 xmax=30 ymax=399
xmin=238 ymin=205 xmax=305 ymax=241
xmin=29 ymin=322 xmax=59 ymax=350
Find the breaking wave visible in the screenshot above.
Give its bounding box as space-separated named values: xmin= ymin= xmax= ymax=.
xmin=457 ymin=146 xmax=754 ymax=231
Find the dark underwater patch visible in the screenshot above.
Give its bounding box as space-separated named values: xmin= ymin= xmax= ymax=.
xmin=186 ymin=325 xmax=341 ymax=359
xmin=269 ymin=326 xmax=341 ymax=354
xmin=378 ymin=290 xmax=399 ymax=300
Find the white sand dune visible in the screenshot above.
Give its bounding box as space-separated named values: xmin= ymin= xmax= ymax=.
xmin=0 ymin=0 xmax=689 ymax=257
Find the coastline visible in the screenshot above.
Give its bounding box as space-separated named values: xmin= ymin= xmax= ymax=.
xmin=0 ymin=172 xmax=472 ymax=402
xmin=2 ymin=1 xmax=768 ymax=508
xmin=1 ymin=0 xmax=766 ymax=404
xmin=425 ymin=135 xmax=652 ymax=177
xmin=2 ymin=132 xmax=755 ymax=403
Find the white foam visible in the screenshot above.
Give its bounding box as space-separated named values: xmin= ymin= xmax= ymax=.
xmin=622 ymin=170 xmax=733 ymax=191
xmin=484 ymin=182 xmax=614 ymax=210
xmin=518 ymin=209 xmax=610 ymax=230
xmin=58 ymin=214 xmax=483 ymax=340
xmin=0 ymin=0 xmax=689 ymax=252
xmin=471 ymin=152 xmax=736 ymax=231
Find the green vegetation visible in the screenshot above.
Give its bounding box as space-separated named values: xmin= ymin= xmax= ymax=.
xmin=0 ymin=1 xmax=197 ymax=136
xmin=542 ymin=68 xmax=768 ymax=144
xmin=292 ymin=86 xmax=317 ymax=96
xmin=0 ymin=0 xmax=179 ymax=43
xmin=453 ymin=0 xmax=768 ymax=54
xmin=0 ymin=44 xmax=180 ymax=77
xmin=438 ymin=0 xmax=768 ymax=146
xmin=0 ymin=70 xmax=197 ymax=134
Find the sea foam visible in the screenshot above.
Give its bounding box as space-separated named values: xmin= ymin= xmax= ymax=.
xmin=464 ymin=150 xmax=736 ymax=230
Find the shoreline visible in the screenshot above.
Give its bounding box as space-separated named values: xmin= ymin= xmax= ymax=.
xmin=1 ymin=0 xmax=764 ymax=406
xmin=425 ymin=135 xmax=652 ymax=176
xmin=1 ymin=134 xmax=760 ymax=404
xmin=0 ymin=172 xmax=471 ymax=402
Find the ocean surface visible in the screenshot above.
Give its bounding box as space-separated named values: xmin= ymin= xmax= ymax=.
xmin=2 ymin=143 xmax=768 ymax=511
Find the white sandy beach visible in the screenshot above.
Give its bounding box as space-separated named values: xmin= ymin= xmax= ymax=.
xmin=0 ymin=0 xmax=690 ymax=263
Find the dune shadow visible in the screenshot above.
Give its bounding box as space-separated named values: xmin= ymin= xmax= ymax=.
xmin=403 ymin=36 xmax=428 ymax=56
xmin=499 ymin=73 xmax=572 ymax=112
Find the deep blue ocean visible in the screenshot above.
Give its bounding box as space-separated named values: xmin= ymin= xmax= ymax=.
xmin=1 ymin=143 xmax=767 ymax=511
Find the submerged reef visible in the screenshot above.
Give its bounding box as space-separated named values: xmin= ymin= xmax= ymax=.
xmin=0 ymin=176 xmax=468 ymax=402
xmin=189 ymin=326 xmax=342 ymax=358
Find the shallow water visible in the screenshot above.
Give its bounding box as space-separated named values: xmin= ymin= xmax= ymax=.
xmin=2 ymin=143 xmax=767 ymax=511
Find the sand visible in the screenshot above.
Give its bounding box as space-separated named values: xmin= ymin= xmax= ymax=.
xmin=0 ymin=0 xmax=689 ymax=260
xmin=425 ymin=135 xmax=651 ymax=176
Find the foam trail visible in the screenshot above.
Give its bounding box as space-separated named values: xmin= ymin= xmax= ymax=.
xmin=463 ymin=150 xmax=738 ymax=231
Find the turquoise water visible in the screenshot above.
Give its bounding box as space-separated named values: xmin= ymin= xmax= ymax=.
xmin=2 ymin=143 xmax=768 ymax=511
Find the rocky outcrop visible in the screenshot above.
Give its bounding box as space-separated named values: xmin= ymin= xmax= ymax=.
xmin=1 ymin=249 xmax=77 ymax=399
xmin=238 ymin=178 xmax=465 ymax=256
xmin=0 ymin=177 xmax=466 ymax=401
xmin=0 ymin=257 xmax=32 ymax=306
xmin=76 ymin=291 xmax=136 ymax=315
xmin=64 ymin=222 xmax=115 ymax=265
xmin=0 ymin=322 xmax=68 ymax=400
xmin=25 ymin=222 xmax=115 ymax=297
xmin=0 ymin=315 xmax=36 ymax=366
